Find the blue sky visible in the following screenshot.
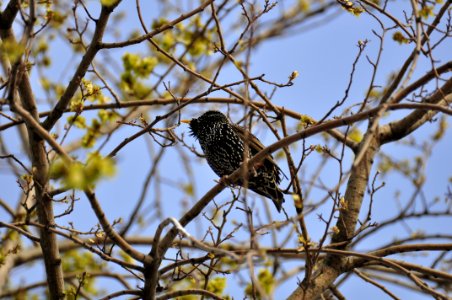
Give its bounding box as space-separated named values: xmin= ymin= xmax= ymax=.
xmin=1 ymin=0 xmax=451 ymax=298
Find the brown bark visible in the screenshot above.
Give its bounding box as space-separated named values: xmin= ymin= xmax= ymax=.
xmin=18 ymin=69 xmax=66 ymax=299
xmin=288 ymin=135 xmax=380 ymax=299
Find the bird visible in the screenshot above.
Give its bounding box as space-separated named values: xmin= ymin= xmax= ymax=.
xmin=181 ymin=110 xmax=284 ymax=212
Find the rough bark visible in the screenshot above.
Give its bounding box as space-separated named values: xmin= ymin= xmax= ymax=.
xmin=18 ymin=70 xmax=66 ymax=299
xmin=288 ymin=134 xmax=380 ymax=299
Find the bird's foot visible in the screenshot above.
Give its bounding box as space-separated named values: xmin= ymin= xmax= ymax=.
xmin=250 ymin=166 xmax=258 ymax=177
xmin=218 ymin=175 xmax=233 ymax=186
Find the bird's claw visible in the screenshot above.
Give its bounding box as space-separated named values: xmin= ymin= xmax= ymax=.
xmin=218 ymin=175 xmax=233 ymax=186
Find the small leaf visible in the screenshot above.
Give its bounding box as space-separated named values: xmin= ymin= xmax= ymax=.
xmin=348 ymin=127 xmax=363 ymax=142
xmin=207 ymin=277 xmax=226 ymax=295
xmin=289 ymin=70 xmax=299 ymax=81
xmin=432 ymin=116 xmax=447 ymax=141
xmin=101 ymin=0 xmax=119 ymax=7
xmin=67 ymin=115 xmax=86 ymax=129
xmin=292 ymin=194 xmax=303 ymax=209
xmin=183 ymin=183 xmax=194 ymax=196
xmin=314 ymin=145 xmax=323 ymax=153
xmin=393 ymin=31 xmax=410 ymax=44
xmin=245 ymin=269 xmax=275 ymax=297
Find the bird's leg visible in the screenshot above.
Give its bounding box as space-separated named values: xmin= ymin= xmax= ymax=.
xmin=250 ymin=161 xmax=265 ymax=177
xmin=218 ymin=175 xmax=234 ymax=186
xmin=250 ymin=166 xmax=258 ymax=177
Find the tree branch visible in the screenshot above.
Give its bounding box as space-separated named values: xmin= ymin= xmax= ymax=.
xmin=380 ymin=79 xmax=452 ymax=144
xmin=42 ymin=3 xmax=121 ymax=131
xmin=0 ymin=0 xmax=20 ymax=29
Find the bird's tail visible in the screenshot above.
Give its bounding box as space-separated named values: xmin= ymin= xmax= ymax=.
xmin=270 ymin=188 xmax=284 ymax=213
xmin=249 ymin=182 xmax=285 ymax=212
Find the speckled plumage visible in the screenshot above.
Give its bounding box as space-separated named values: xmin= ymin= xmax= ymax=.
xmin=187 ymin=111 xmax=284 ymax=212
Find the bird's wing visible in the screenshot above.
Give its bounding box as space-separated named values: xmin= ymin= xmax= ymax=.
xmin=231 ymin=124 xmax=283 ymax=183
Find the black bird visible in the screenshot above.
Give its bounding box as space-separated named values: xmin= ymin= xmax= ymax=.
xmin=182 ymin=111 xmax=284 ymax=212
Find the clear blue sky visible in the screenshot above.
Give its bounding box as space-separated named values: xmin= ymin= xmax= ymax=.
xmin=1 ymin=0 xmax=451 ymax=298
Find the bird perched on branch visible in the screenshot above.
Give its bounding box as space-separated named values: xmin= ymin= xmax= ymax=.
xmin=181 ymin=110 xmax=284 ymax=212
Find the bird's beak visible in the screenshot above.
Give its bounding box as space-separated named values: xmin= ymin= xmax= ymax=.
xmin=180 ymin=119 xmax=191 ymax=124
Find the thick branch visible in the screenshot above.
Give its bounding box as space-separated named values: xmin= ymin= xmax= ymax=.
xmin=9 ymin=63 xmax=66 ymax=298
xmin=288 ymin=122 xmax=381 ymax=299
xmin=144 ymin=104 xmax=394 ymax=297
xmin=0 ymin=0 xmax=20 ymax=29
xmin=380 ymin=79 xmax=452 ymax=144
xmin=42 ymin=3 xmax=120 ymax=131
xmin=287 ymin=80 xmax=452 ymax=299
